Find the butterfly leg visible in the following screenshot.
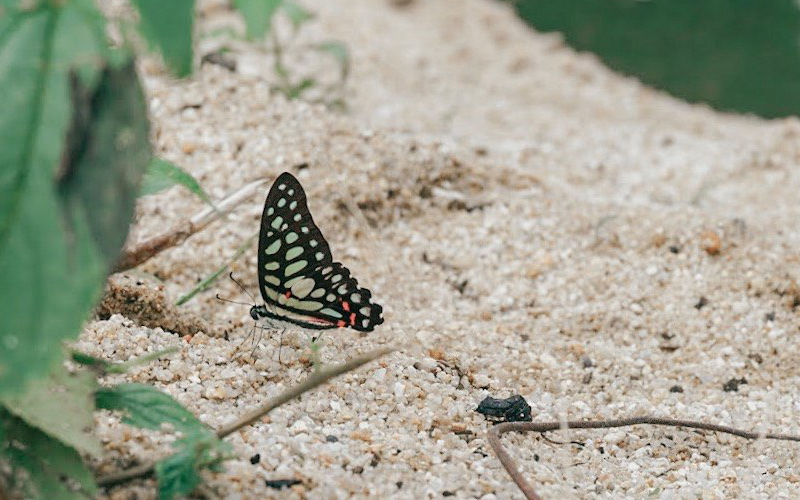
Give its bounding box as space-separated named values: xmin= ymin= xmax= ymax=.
xmin=233 ymin=322 xmax=257 ymax=360
xmin=250 ymin=324 xmax=269 ymax=358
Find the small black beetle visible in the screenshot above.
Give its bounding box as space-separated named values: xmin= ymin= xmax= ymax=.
xmin=476 ymin=395 xmax=532 ymax=423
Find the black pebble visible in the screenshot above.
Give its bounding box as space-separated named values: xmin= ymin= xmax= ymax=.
xmin=326 ymin=435 xmax=339 ymax=442
xmin=249 ymin=453 xmax=260 ymax=464
xmin=695 ymin=297 xmax=708 ymax=309
xmin=443 ymin=491 xmax=455 ymax=497
xmin=668 ymin=246 xmax=680 ymax=254
xmin=723 ymin=377 xmax=747 ymax=392
xmin=265 ymin=479 xmax=301 ymax=489
xmin=669 ymin=385 xmax=683 ymax=393
xmin=765 ymin=311 xmax=776 ymax=321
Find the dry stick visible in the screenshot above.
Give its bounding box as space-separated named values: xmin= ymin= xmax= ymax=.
xmin=488 ymin=417 xmax=800 ymax=500
xmin=96 ymin=347 xmax=394 ymax=488
xmin=114 ymin=178 xmax=269 ymax=272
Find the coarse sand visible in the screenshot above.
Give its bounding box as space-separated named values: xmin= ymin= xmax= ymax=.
xmin=83 ymin=0 xmax=800 ymax=498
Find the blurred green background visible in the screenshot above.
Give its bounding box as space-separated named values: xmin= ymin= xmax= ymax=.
xmin=512 ymin=0 xmax=800 ymax=118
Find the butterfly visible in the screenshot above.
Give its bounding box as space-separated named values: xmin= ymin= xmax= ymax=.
xmin=248 ymin=172 xmax=384 ymax=332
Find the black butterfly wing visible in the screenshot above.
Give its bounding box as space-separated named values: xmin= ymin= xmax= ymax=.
xmin=257 ymin=172 xmax=384 ymax=331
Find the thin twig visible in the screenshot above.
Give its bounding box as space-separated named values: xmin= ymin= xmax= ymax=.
xmin=114 ymin=178 xmax=268 ymax=272
xmin=488 ymin=416 xmax=800 ymax=500
xmin=216 ymin=347 xmax=393 ymax=437
xmin=96 ymin=347 xmax=393 ymax=488
xmin=174 ymin=232 xmax=259 ymax=306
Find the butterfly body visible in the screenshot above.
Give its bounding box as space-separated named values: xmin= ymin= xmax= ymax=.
xmin=253 ymin=172 xmax=384 ymax=332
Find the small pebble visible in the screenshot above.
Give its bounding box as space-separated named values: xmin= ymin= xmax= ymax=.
xmin=472 ymin=374 xmax=491 ymax=388
xmin=700 ymin=230 xmax=722 ymax=255
xmin=604 ymin=431 xmax=626 ymax=445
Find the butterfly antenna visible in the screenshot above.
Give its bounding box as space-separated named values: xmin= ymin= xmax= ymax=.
xmin=228 ymin=272 xmax=257 ymax=304
xmin=214 ymin=294 xmax=253 ymax=307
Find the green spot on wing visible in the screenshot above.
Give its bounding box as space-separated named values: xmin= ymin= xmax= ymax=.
xmin=270 ymin=216 xmax=283 ymax=229
xmin=264 ymin=240 xmax=281 ymax=255
xmin=290 ymin=277 xmax=315 ymax=298
xmin=285 ymin=246 xmax=303 ymax=260
xmin=286 ymin=298 xmax=322 ymax=311
xmin=319 ymin=307 xmax=342 ymax=319
xmin=284 ymin=276 xmax=303 ymax=288
xmin=284 ymin=260 xmax=307 ymax=276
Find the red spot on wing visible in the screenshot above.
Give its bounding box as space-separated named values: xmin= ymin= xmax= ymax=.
xmin=285 ymin=291 xmax=292 ymax=298
xmin=342 ymin=301 xmax=350 ymax=312
xmin=349 ymin=312 xmax=356 ymax=325
xmin=337 ymin=320 xmax=346 ymax=327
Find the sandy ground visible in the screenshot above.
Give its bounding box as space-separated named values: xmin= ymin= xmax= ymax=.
xmin=81 ymin=0 xmax=800 ymax=498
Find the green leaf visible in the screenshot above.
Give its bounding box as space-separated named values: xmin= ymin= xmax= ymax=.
xmin=285 ymin=77 xmax=315 ymax=99
xmin=141 ymin=157 xmax=215 ymax=208
xmin=513 ymin=0 xmax=800 ymax=118
xmin=95 ymin=383 xmax=207 ymax=434
xmin=0 ymin=363 xmax=100 ymax=456
xmin=109 ymin=346 xmax=180 ymax=373
xmin=59 ymin=61 xmax=151 ymax=269
xmin=0 ymin=410 xmax=97 ymax=500
xmin=131 ymin=0 xmax=195 ymax=77
xmin=156 ymin=445 xmax=203 ymax=500
xmin=156 ymin=431 xmax=230 ymax=500
xmin=175 ymin=232 xmax=257 ymax=306
xmin=72 ymin=346 xmax=179 ymax=374
xmin=282 ymin=0 xmax=314 ymax=30
xmin=70 ymin=350 xmax=110 ymax=370
xmin=316 ymin=41 xmax=350 ymax=80
xmin=234 ymin=0 xmax=283 ymax=40
xmin=0 ymin=2 xmax=148 ymax=395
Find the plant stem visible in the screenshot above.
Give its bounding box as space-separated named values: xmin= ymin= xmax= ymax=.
xmin=488 ymin=416 xmax=800 ymax=500
xmin=96 ymin=347 xmax=393 ymax=488
xmin=114 ymin=178 xmax=268 ymax=272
